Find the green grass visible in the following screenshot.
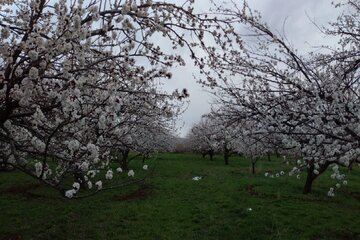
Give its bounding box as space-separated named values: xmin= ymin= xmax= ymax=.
xmin=0 ymin=153 xmax=359 ymax=240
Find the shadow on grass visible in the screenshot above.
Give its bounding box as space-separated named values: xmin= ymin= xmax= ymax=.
xmin=112 ymin=183 xmax=153 ymax=202
xmin=0 ymin=234 xmax=21 ymax=240
xmin=242 ymin=184 xmax=343 ymax=203
xmin=0 ymin=183 xmax=63 ymax=201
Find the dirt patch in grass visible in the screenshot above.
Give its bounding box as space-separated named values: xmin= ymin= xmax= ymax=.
xmin=243 ymin=184 xmax=276 ymax=198
xmin=0 ymin=183 xmax=57 ymax=200
xmin=113 ymin=184 xmax=153 ymax=201
xmin=1 ymin=183 xmax=41 ymax=198
xmin=242 ymin=184 xmax=335 ymax=203
xmin=0 ymin=234 xmax=21 ymax=240
xmin=350 ymin=192 xmax=360 ymax=201
xmin=244 ymin=184 xmax=255 ymax=193
xmin=334 ymin=232 xmax=360 ymax=240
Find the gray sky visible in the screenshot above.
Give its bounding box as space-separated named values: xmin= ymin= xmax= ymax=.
xmin=162 ymin=0 xmax=341 ymax=137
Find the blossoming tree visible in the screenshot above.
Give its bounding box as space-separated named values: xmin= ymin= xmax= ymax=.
xmin=189 ymin=117 xmax=219 ymax=161
xmin=189 ymin=112 xmax=241 ymax=165
xmin=201 ymin=0 xmax=360 ymax=194
xmin=0 ymin=0 xmax=221 ymax=197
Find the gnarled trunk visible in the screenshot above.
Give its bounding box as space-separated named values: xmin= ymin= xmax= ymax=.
xmin=120 ymin=148 xmax=130 ymax=171
xmin=251 ymin=161 xmax=256 ymax=174
xmin=209 ymin=150 xmax=214 ymax=161
xmin=267 ymin=152 xmax=271 ymax=162
xmin=74 ymin=165 xmax=86 ymax=188
xmin=303 ymin=161 xmax=330 ymax=194
xmin=202 ymin=150 xmax=214 ymax=160
xmin=0 ymin=162 xmax=14 ymax=172
xmin=303 ymin=166 xmax=315 ymax=194
xmin=142 ymin=152 xmax=150 ymax=164
xmin=275 ymin=148 xmax=280 ymax=158
xmin=223 ymin=144 xmax=230 ymax=165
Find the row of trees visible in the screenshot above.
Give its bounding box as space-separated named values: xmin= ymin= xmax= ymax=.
xmin=1 ymin=0 xmax=359 ymax=197
xmin=191 ymin=0 xmax=360 ymax=194
xmin=188 ymin=111 xmax=277 ymax=172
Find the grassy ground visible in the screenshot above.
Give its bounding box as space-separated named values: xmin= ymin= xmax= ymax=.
xmin=0 ymin=153 xmax=359 ymax=240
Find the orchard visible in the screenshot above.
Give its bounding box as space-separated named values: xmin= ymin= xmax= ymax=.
xmin=1 ymin=0 xmax=359 ymax=239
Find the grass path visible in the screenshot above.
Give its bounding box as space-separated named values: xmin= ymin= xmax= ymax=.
xmin=0 ymin=153 xmax=359 ymax=239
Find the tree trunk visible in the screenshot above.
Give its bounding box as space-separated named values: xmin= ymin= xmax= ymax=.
xmin=0 ymin=163 xmax=15 ymax=172
xmin=224 ymin=154 xmax=229 ymax=165
xmin=142 ymin=152 xmax=149 ymax=164
xmin=348 ymin=161 xmax=353 ymax=172
xmin=275 ymin=148 xmax=280 ymax=158
xmin=223 ymin=144 xmax=230 ymax=165
xmin=267 ymin=152 xmax=271 ymax=161
xmin=209 ymin=150 xmax=214 ymax=161
xmin=251 ymin=161 xmax=256 ymax=174
xmin=303 ymin=168 xmax=315 ymax=194
xmin=303 ymin=161 xmax=330 ymax=194
xmin=74 ymin=166 xmax=86 ymax=188
xmin=121 ymin=148 xmax=130 ymax=171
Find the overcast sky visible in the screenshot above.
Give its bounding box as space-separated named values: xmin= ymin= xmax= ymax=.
xmin=162 ymin=0 xmax=342 ymax=137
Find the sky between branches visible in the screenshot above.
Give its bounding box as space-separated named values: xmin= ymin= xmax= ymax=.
xmin=161 ymin=0 xmax=342 ymax=137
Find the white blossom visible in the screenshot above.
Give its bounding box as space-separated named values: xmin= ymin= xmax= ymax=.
xmin=327 ymin=187 xmax=335 ymax=197
xmin=105 ymin=169 xmax=113 ymax=180
xmin=89 ymin=5 xmax=99 ymax=13
xmin=80 ymin=162 xmax=89 ymax=172
xmin=87 ymin=170 xmax=96 ymax=178
xmin=72 ymin=182 xmax=80 ymax=191
xmin=1 ymin=27 xmax=10 ymax=38
xmin=128 ymin=170 xmax=135 ymax=177
xmin=28 ymin=50 xmax=38 ymax=61
xmin=95 ymin=180 xmax=102 ymax=190
xmin=192 ymin=176 xmax=202 ymax=181
xmin=73 ymin=15 xmax=81 ymax=30
xmin=65 ymin=189 xmax=77 ymax=198
xmin=28 ymin=67 xmax=39 ymax=79
xmin=34 ymin=162 xmax=43 ymax=177
xmin=68 ymin=140 xmax=80 ymax=153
